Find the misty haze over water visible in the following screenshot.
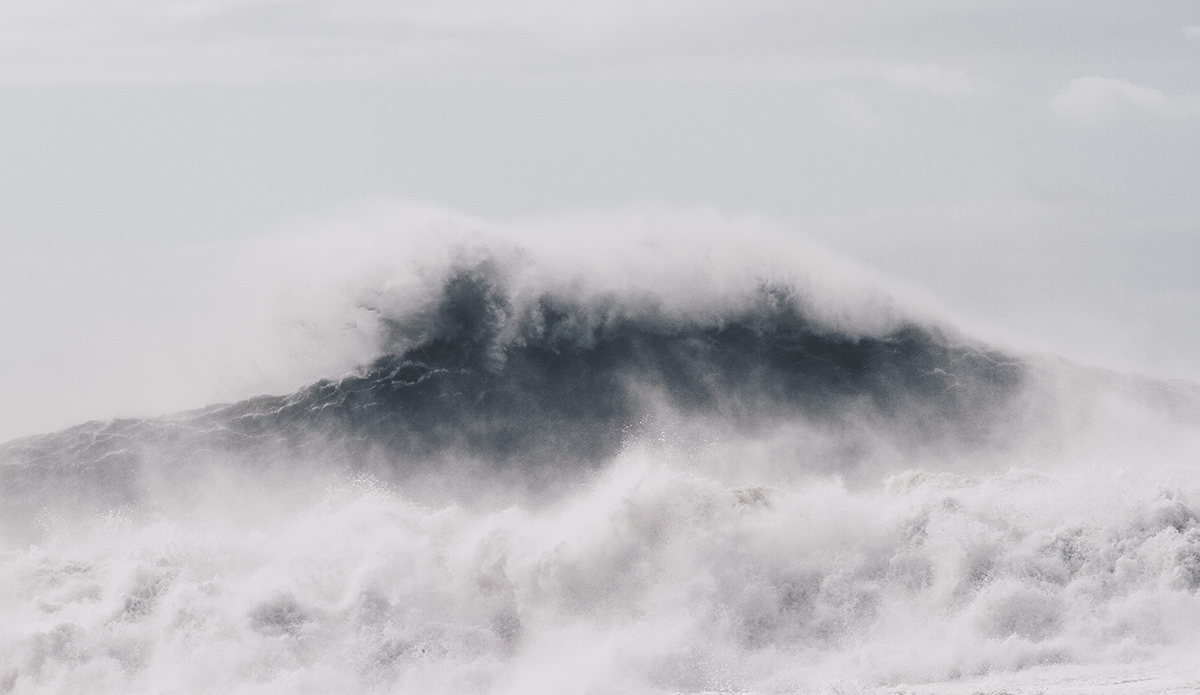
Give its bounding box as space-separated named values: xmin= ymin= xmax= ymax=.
xmin=3 ymin=221 xmax=1200 ymax=693
xmin=3 ymin=1 xmax=1200 ymax=692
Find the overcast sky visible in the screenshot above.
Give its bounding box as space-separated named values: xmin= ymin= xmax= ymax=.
xmin=2 ymin=0 xmax=1199 ymax=441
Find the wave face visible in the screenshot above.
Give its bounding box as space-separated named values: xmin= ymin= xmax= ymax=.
xmin=2 ymin=238 xmax=1200 ymax=694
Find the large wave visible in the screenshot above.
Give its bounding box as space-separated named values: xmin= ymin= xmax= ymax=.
xmin=2 ymin=221 xmax=1199 ymax=693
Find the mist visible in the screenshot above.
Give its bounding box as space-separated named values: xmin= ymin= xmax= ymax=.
xmin=3 ymin=211 xmax=1200 ymax=693
xmin=3 ymin=1 xmax=1200 ymax=691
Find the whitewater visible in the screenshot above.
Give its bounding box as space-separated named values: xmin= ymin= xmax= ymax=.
xmin=2 ymin=212 xmax=1199 ymax=694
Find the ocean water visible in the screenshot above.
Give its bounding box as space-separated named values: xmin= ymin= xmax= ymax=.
xmin=2 ymin=226 xmax=1199 ymax=694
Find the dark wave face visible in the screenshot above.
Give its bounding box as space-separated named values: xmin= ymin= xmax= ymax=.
xmin=0 ymin=260 xmax=1027 ymax=531
xmin=3 ymin=244 xmax=1200 ymax=695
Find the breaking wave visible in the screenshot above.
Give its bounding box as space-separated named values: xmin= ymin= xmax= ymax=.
xmin=2 ymin=223 xmax=1200 ymax=694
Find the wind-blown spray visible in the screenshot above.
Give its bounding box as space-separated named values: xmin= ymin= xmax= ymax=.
xmin=2 ymin=210 xmax=1198 ymax=694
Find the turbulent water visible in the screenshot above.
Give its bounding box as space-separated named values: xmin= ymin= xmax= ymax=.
xmin=3 ymin=232 xmax=1200 ymax=694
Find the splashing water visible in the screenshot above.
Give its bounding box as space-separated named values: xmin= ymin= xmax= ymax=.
xmin=3 ymin=222 xmax=1200 ymax=694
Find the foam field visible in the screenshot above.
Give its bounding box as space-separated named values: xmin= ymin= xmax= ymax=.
xmin=3 ymin=217 xmax=1199 ymax=694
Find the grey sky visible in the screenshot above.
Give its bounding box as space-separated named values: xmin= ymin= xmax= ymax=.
xmin=2 ymin=0 xmax=1199 ymax=441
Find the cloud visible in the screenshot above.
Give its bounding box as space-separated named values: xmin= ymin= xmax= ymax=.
xmin=889 ymin=62 xmax=974 ymax=96
xmin=0 ymin=0 xmax=753 ymax=83
xmin=825 ymin=90 xmax=881 ymax=130
xmin=1050 ymin=76 xmax=1200 ymax=129
xmin=0 ymin=1 xmax=928 ymax=86
xmin=1 ymin=1 xmax=1193 ymax=86
xmin=1186 ymin=25 xmax=1200 ymax=39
